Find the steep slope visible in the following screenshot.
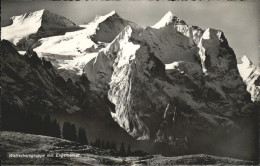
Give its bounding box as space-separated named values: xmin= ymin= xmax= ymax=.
xmin=1 ymin=40 xmax=136 ymax=149
xmin=84 ymin=12 xmax=257 ymax=160
xmin=238 ymin=55 xmax=260 ymax=102
xmin=1 ymin=9 xmax=81 ymax=50
xmin=33 ymin=11 xmax=142 ymax=80
xmin=1 ymin=40 xmax=82 ymax=114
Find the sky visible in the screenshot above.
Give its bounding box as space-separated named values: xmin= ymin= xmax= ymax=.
xmin=1 ymin=0 xmax=259 ymax=65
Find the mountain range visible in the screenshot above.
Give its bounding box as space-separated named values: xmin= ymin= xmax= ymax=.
xmin=1 ymin=9 xmax=259 ymax=161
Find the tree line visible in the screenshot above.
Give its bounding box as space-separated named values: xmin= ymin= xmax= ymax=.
xmin=62 ymin=122 xmax=88 ymax=145
xmin=90 ymin=138 xmax=131 ymax=156
xmin=2 ymin=109 xmax=132 ymax=156
xmin=2 ymin=109 xmax=88 ymax=145
xmin=2 ymin=109 xmax=60 ymax=138
xmin=63 ymin=122 xmax=132 ymax=156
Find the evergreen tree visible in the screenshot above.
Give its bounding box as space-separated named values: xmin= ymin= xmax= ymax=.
xmin=119 ymin=142 xmax=126 ymax=156
xmin=94 ymin=138 xmax=101 ymax=148
xmin=52 ymin=119 xmax=61 ymax=138
xmin=43 ymin=114 xmax=52 ymax=136
xmin=2 ymin=106 xmax=62 ymax=139
xmin=111 ymin=142 xmax=117 ymax=151
xmin=62 ymin=122 xmax=70 ymax=140
xmin=90 ymin=142 xmax=94 ymax=147
xmin=70 ymin=124 xmax=77 ymax=142
xmin=62 ymin=122 xmax=77 ymax=142
xmin=78 ymin=127 xmax=88 ymax=145
xmin=101 ymin=139 xmax=105 ymax=149
xmin=105 ymin=141 xmax=111 ymax=149
xmin=127 ymin=144 xmax=131 ymax=156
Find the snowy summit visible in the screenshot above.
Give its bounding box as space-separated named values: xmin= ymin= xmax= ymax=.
xmin=152 ymin=11 xmax=186 ymax=29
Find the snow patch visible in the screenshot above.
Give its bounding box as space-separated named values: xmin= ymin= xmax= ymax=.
xmin=237 ymin=55 xmax=254 ymax=81
xmin=58 ymin=53 xmax=98 ymax=76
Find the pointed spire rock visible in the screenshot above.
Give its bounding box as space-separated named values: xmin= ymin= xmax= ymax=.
xmin=110 ymin=10 xmax=117 ymax=15
xmin=152 ymin=11 xmax=186 ymax=29
xmin=90 ymin=11 xmax=135 ymax=43
xmin=165 ymin=11 xmax=175 ymax=18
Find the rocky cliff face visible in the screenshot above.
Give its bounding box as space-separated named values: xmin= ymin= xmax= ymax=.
xmin=86 ymin=12 xmax=253 ymax=140
xmin=83 ymin=12 xmax=257 ymax=160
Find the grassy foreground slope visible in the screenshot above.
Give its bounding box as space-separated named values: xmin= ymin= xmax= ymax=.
xmin=0 ymin=131 xmax=256 ymax=165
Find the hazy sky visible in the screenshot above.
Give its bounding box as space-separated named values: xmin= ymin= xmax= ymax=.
xmin=1 ymin=0 xmax=259 ymax=65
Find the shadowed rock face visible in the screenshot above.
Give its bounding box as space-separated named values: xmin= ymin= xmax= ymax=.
xmin=1 ymin=40 xmax=83 ymax=113
xmin=255 ymin=76 xmax=260 ymax=86
xmin=84 ymin=14 xmax=257 ymax=160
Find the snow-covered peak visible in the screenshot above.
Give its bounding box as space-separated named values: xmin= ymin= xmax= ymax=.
xmin=2 ymin=10 xmax=45 ymax=44
xmin=1 ymin=9 xmax=77 ymax=46
xmin=109 ymin=10 xmax=117 ymax=15
xmin=91 ymin=11 xmax=119 ymax=25
xmin=82 ymin=11 xmax=121 ymax=36
xmin=10 ymin=9 xmax=45 ymax=25
xmin=162 ymin=11 xmax=175 ymax=20
xmin=152 ymin=11 xmax=185 ymax=29
xmin=89 ymin=11 xmax=137 ymax=43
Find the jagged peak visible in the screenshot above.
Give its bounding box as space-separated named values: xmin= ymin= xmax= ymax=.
xmin=101 ymin=10 xmax=118 ymax=18
xmin=152 ymin=11 xmax=185 ymax=29
xmin=93 ymin=10 xmax=120 ymax=22
xmin=109 ymin=10 xmax=117 ymax=16
xmin=164 ymin=11 xmax=175 ymax=18
xmin=16 ymin=9 xmax=45 ymax=17
xmin=10 ymin=9 xmax=45 ymax=24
